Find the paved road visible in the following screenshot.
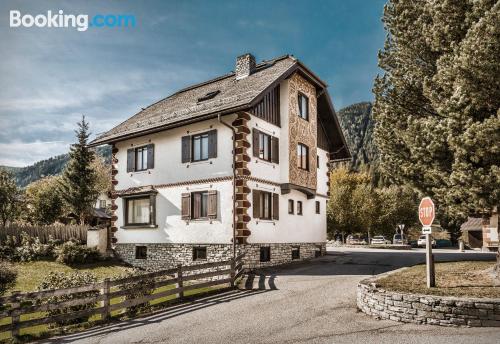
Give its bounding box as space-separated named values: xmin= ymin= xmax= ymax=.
xmin=47 ymin=248 xmax=498 ymax=344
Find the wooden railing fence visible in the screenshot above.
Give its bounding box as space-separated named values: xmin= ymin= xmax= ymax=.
xmin=0 ymin=224 xmax=88 ymax=244
xmin=0 ymin=253 xmax=245 ymax=339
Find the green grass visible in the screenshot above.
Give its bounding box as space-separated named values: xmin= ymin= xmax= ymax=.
xmin=0 ymin=261 xmax=228 ymax=342
xmin=7 ymin=260 xmax=133 ymax=293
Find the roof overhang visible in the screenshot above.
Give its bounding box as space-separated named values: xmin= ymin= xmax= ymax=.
xmin=281 ymin=183 xmax=316 ymax=199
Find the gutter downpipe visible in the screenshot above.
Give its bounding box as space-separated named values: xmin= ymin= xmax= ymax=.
xmin=218 ymin=114 xmax=237 ymax=259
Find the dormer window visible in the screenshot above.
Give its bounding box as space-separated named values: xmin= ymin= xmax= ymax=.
xmin=197 ymin=90 xmax=220 ymax=102
xmin=298 ymin=92 xmax=309 ymax=120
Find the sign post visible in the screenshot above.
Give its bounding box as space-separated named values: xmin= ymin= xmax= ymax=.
xmin=419 ymin=197 xmax=436 ymax=288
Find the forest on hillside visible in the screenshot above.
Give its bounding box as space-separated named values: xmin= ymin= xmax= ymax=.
xmin=336 ymin=102 xmax=378 ymax=172
xmin=1 ymin=146 xmax=111 ymax=188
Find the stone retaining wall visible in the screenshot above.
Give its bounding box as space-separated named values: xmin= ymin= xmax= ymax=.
xmin=114 ymin=242 xmax=325 ymax=271
xmin=357 ymin=269 xmax=500 ymax=327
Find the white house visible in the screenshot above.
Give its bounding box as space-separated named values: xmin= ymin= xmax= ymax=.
xmin=90 ymin=53 xmax=349 ymax=269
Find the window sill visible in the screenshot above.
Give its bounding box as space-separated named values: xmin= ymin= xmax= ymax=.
xmin=255 ymin=219 xmax=277 ymax=225
xmin=186 ymin=159 xmax=214 ymax=167
xmin=121 ymin=224 xmax=158 ymax=229
xmin=254 ymin=158 xmax=277 ymax=166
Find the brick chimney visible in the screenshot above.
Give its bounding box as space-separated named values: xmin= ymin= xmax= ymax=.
xmin=235 ymin=53 xmax=256 ymax=80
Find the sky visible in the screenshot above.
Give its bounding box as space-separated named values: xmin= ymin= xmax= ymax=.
xmin=0 ymin=0 xmax=387 ymax=167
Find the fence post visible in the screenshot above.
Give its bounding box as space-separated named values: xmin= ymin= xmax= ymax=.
xmin=230 ymin=258 xmax=236 ymax=287
xmin=101 ymin=278 xmax=111 ymax=322
xmin=176 ymin=264 xmax=184 ymax=300
xmin=10 ymin=291 xmax=21 ymax=338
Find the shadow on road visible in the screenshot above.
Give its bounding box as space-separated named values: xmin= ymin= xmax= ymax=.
xmin=248 ymin=249 xmax=497 ymax=278
xmin=44 ymin=289 xmax=271 ymax=344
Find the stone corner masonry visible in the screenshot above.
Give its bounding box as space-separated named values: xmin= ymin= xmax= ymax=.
xmin=357 ymin=270 xmax=500 ymax=327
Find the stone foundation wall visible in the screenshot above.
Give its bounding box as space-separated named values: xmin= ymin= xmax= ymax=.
xmin=357 ymin=271 xmax=500 ymax=327
xmin=114 ymin=242 xmax=325 ymax=270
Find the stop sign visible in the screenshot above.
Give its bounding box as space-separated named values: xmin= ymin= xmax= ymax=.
xmin=418 ymin=197 xmax=435 ymax=227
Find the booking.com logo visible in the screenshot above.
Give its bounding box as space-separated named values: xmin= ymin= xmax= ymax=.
xmin=9 ymin=10 xmax=136 ymax=32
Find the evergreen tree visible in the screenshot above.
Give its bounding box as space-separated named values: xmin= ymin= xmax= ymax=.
xmin=59 ymin=116 xmax=99 ymax=224
xmin=0 ymin=170 xmax=21 ymax=226
xmin=373 ymin=1 xmax=498 ymax=221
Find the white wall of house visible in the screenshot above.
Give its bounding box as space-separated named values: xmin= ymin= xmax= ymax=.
xmin=114 ymin=116 xmax=236 ymax=191
xmin=115 ymin=180 xmax=234 ymax=244
xmin=95 ymin=192 xmax=110 ymax=209
xmin=246 ymin=180 xmax=326 ymax=243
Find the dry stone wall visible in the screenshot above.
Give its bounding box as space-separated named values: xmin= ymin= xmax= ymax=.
xmin=357 ymin=271 xmax=500 ymax=327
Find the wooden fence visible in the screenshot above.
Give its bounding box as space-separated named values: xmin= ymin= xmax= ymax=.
xmin=0 ymin=253 xmax=245 ymax=339
xmin=0 ymin=224 xmax=87 ymax=244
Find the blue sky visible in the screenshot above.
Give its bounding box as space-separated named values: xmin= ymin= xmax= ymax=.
xmin=0 ymin=0 xmax=386 ymax=167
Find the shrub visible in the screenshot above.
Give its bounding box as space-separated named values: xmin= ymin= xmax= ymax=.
xmin=15 ymin=232 xmax=54 ymax=262
xmin=55 ymin=241 xmax=100 ymax=265
xmin=117 ymin=270 xmax=155 ymax=317
xmin=37 ymin=271 xmax=99 ymax=326
xmin=0 ymin=261 xmax=17 ymax=295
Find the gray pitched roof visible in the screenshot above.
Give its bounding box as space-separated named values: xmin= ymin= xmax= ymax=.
xmin=460 ymin=217 xmax=483 ymax=231
xmin=90 ymin=55 xmax=299 ymax=145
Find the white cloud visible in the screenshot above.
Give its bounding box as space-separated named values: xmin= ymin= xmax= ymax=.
xmin=0 ymin=141 xmax=70 ymax=167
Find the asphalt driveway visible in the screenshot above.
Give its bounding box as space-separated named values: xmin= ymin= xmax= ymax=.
xmin=46 ymin=248 xmax=499 ymax=344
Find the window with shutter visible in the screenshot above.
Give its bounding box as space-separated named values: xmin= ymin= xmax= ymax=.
xmin=252 ymin=189 xmax=261 ymax=219
xmin=127 ymin=148 xmax=135 ymax=172
xmin=208 ymin=129 xmax=217 ymax=159
xmin=181 ymin=135 xmax=191 ymax=163
xmin=207 ymin=190 xmax=217 ymax=219
xmin=181 ymin=193 xmax=191 ymax=220
xmin=272 ymin=193 xmax=279 ymax=220
xmin=252 ymin=128 xmax=260 ymax=157
xmin=192 ymin=191 xmax=208 ymax=219
xmin=147 ymin=144 xmax=154 ymax=169
xmin=271 ymin=136 xmax=279 ymax=164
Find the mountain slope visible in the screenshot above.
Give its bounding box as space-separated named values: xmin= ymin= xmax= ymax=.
xmin=1 ymin=146 xmax=111 ymax=188
xmin=337 ymin=101 xmax=377 ymax=171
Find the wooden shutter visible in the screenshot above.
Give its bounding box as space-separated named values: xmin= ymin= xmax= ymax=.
xmin=127 ymin=148 xmax=135 ymax=172
xmin=181 ymin=135 xmax=191 ymax=163
xmin=272 ymin=193 xmax=279 ymax=220
xmin=252 ymin=128 xmax=260 ymax=157
xmin=149 ymin=194 xmax=156 ymax=225
xmin=208 ymin=129 xmax=217 ymax=159
xmin=147 ymin=144 xmax=155 ymax=169
xmin=207 ymin=190 xmax=217 ymax=219
xmin=193 ymin=193 xmax=201 ymax=219
xmin=252 ymin=189 xmax=261 ymax=219
xmin=181 ymin=193 xmax=191 ymax=220
xmin=271 ymin=136 xmax=279 ymax=164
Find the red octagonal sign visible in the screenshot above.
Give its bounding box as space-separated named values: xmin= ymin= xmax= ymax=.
xmin=419 ymin=197 xmax=435 ymax=227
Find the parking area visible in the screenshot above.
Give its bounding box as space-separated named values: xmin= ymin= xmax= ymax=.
xmin=47 ymin=248 xmax=498 ymax=344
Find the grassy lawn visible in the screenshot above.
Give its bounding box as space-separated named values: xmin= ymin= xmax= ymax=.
xmin=7 ymin=260 xmax=134 ymax=293
xmin=0 ymin=261 xmax=228 ymax=342
xmin=376 ymin=261 xmax=500 ymax=298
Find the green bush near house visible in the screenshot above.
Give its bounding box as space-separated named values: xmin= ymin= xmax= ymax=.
xmin=55 ymin=241 xmax=101 ymax=265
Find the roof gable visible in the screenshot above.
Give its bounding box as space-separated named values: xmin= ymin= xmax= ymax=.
xmin=91 ymin=55 xmax=297 ymax=145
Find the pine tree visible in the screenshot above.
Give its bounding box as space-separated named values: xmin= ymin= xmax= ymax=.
xmin=59 ymin=116 xmax=99 ymax=224
xmin=373 ymin=2 xmax=498 ymax=214
xmin=373 ymin=0 xmax=499 ymax=270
